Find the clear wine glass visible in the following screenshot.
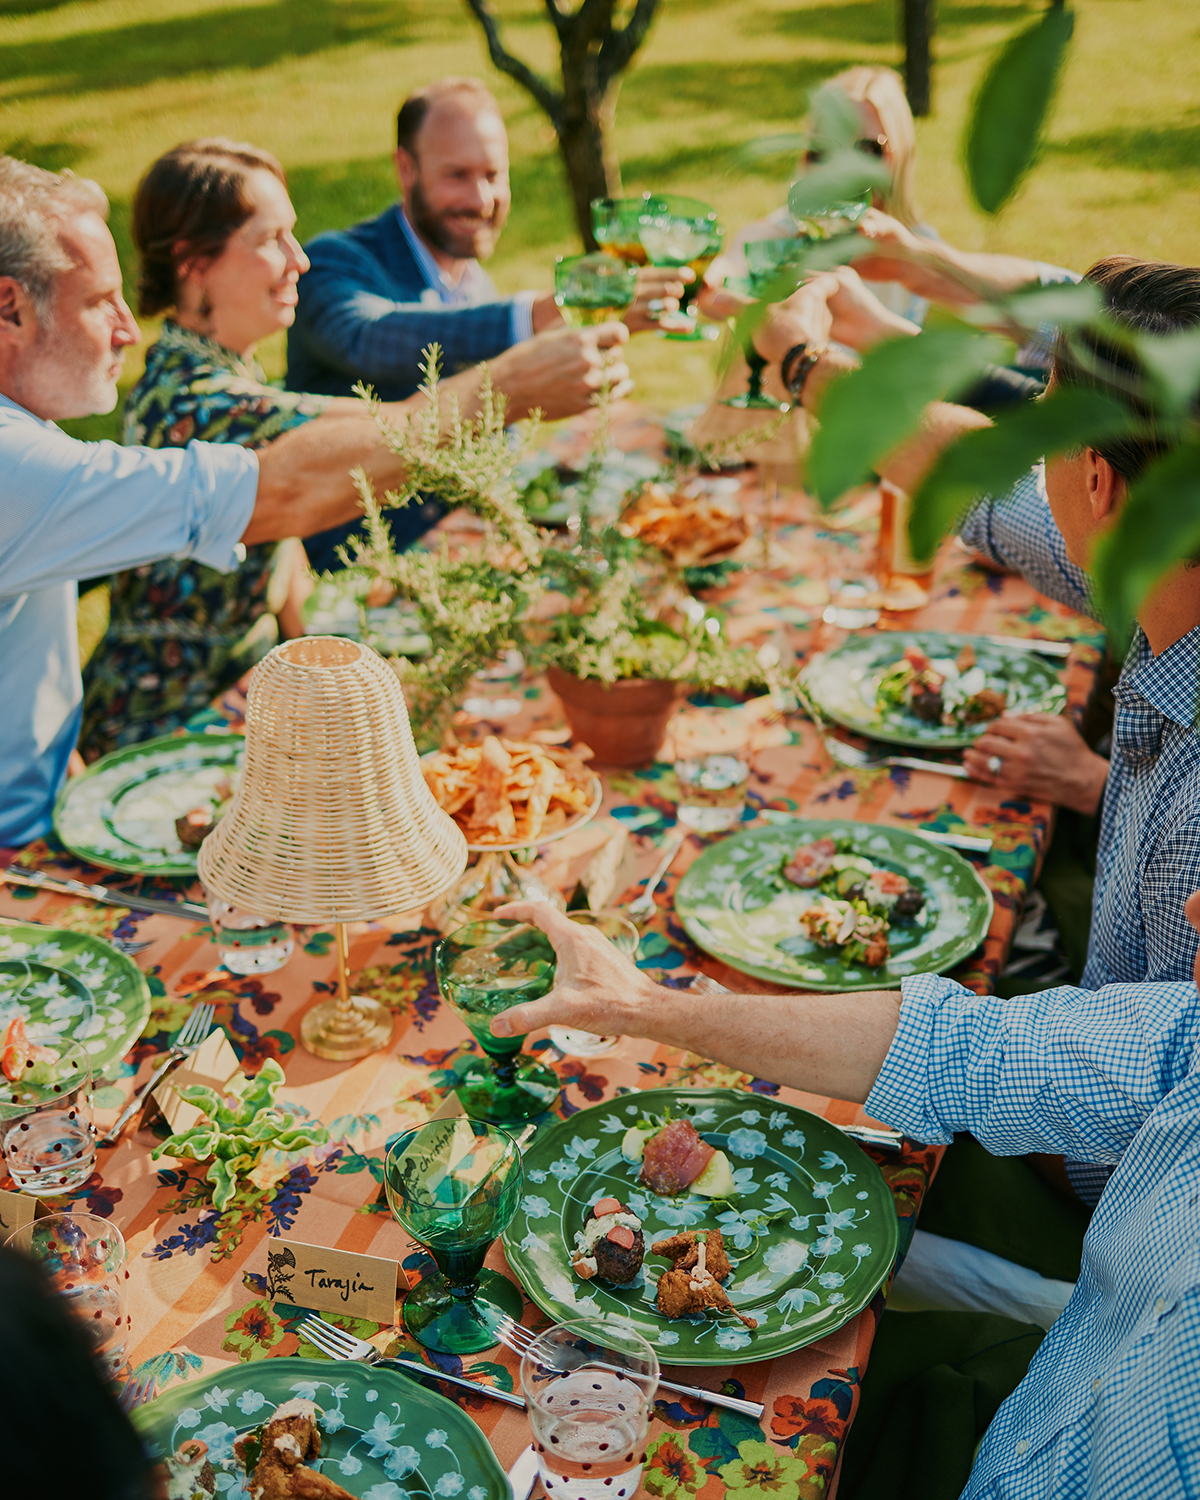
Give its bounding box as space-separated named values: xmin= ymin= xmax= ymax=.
xmin=384 ymin=1117 xmax=524 ymax=1354
xmin=521 ymin=1318 xmax=659 ymax=1500
xmin=435 ymin=918 xmax=561 ymax=1123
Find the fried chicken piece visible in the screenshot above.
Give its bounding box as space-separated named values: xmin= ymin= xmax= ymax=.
xmin=652 ymin=1229 xmax=732 ymax=1282
xmin=652 ymin=1231 xmax=756 ymax=1329
xmin=234 ymin=1400 xmax=356 ymax=1499
xmin=962 ymin=687 xmax=1007 ymax=724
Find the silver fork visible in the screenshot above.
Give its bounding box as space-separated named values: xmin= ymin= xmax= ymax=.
xmin=625 ymin=828 xmax=687 ymax=923
xmin=0 ymin=912 xmax=153 ymax=958
xmin=495 ymin=1314 xmax=764 ymax=1418
xmin=118 ymin=1370 xmax=154 ymax=1413
xmin=298 ymin=1316 xmax=527 ymax=1408
xmin=97 ymin=1004 xmax=216 ymax=1148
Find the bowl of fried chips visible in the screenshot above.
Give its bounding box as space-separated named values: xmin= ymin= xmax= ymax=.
xmin=422 ymin=736 xmax=600 ymax=849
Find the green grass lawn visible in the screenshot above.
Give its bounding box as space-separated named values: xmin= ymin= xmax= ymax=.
xmin=2 ymin=0 xmax=1197 ymax=440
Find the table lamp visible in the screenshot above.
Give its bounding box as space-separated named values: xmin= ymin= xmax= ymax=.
xmin=198 ymin=637 xmax=468 ymax=1061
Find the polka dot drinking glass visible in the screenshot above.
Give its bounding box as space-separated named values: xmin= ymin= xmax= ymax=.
xmin=0 ymin=1037 xmax=95 ymax=1196
xmin=6 ymin=1212 xmax=130 ymax=1377
xmin=520 ymin=1319 xmax=659 ymax=1500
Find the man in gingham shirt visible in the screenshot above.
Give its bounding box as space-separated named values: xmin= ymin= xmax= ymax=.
xmin=489 ymin=894 xmax=1200 ymax=1498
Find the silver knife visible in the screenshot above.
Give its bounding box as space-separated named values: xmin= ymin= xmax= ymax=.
xmin=507 ymin=1445 xmax=541 ymax=1500
xmin=915 ymin=828 xmax=993 ymax=854
xmin=378 ymin=1357 xmax=527 ymax=1409
xmin=1 ymin=869 xmax=209 ymax=922
xmin=979 ymin=633 xmax=1073 ymax=658
xmin=840 ymin=1124 xmax=905 ymax=1153
xmin=886 ymin=756 xmax=969 ymax=780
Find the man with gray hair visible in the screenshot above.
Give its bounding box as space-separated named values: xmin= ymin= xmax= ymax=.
xmin=0 ymin=155 xmax=630 ymax=847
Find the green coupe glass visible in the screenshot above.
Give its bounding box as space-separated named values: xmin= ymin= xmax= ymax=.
xmin=721 ymin=237 xmax=807 ymax=411
xmin=636 ymin=193 xmax=724 ymax=340
xmin=435 ymin=918 xmax=561 ymax=1122
xmin=384 ymin=1117 xmax=524 ymax=1354
xmin=554 ymin=252 xmax=637 ymax=326
xmin=590 ymin=194 xmax=652 ymax=266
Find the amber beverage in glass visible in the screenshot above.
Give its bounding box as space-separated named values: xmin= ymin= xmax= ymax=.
xmin=877 ymin=479 xmax=935 ymax=611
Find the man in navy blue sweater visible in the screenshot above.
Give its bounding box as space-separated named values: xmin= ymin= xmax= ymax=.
xmin=288 ymin=77 xmax=681 ymax=569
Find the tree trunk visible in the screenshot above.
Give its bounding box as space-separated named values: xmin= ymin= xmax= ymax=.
xmin=901 ymin=0 xmax=936 ymax=117
xmin=558 ymin=114 xmax=620 ymax=250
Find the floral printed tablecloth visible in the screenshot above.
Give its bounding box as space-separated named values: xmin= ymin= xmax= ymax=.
xmin=0 ymin=404 xmax=1104 ymax=1500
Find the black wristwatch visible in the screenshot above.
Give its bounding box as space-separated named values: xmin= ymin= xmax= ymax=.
xmin=781 ymin=342 xmax=822 ymax=404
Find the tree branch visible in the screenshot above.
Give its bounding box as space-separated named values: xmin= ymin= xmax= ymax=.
xmin=462 ymin=0 xmax=563 ymax=121
xmin=599 ymin=0 xmax=659 ymax=85
xmin=542 ymin=0 xmax=570 ymax=42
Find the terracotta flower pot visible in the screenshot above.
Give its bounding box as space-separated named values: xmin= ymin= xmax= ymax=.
xmin=546 ymin=665 xmax=683 ymax=767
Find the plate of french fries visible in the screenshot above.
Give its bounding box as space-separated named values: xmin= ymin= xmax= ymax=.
xmin=422 ymin=735 xmax=601 ymax=849
xmin=618 ymin=482 xmax=749 ymax=568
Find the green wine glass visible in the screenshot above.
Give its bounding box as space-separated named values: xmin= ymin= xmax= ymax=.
xmin=590 ymin=194 xmax=652 ymax=266
xmin=787 ymin=183 xmax=872 ymax=242
xmin=636 ymin=194 xmax=724 ymax=341
xmin=435 ymin=918 xmax=561 ymax=1123
xmin=721 ymin=237 xmax=806 ymax=411
xmin=554 ymin=252 xmax=637 ymax=327
xmin=384 ymin=1117 xmax=524 ymax=1354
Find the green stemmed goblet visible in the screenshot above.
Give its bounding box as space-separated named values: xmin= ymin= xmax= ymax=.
xmin=787 ymin=182 xmax=872 ymax=242
xmin=435 ymin=918 xmax=561 ymax=1123
xmin=554 ymin=252 xmax=637 ymax=327
xmin=636 ymin=194 xmax=724 ymax=341
xmin=721 ymin=237 xmax=807 ymax=411
xmin=590 ymin=194 xmax=652 ymax=265
xmin=385 ymin=1117 xmax=524 ymax=1354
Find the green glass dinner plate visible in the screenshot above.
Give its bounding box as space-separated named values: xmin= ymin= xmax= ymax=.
xmin=802 ymin=630 xmax=1067 ymax=749
xmin=674 ymin=818 xmax=993 ymax=992
xmin=133 ymin=1358 xmax=512 ymax=1500
xmin=0 ymin=926 xmax=150 ymax=1076
xmin=54 ymin=732 xmax=244 ymax=875
xmin=501 ymin=1088 xmax=898 ymax=1366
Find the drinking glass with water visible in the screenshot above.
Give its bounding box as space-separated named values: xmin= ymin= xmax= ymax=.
xmin=0 ymin=1037 xmax=95 ymax=1196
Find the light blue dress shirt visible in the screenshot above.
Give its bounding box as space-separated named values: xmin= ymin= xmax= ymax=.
xmin=868 ymin=971 xmax=1200 ymax=1497
xmin=0 ymin=392 xmax=259 ymax=847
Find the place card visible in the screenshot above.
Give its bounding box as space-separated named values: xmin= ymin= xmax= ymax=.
xmin=264 ymin=1235 xmax=399 ymax=1326
xmin=0 ymin=1187 xmax=40 ymax=1237
xmin=152 ymin=1027 xmax=243 ymax=1134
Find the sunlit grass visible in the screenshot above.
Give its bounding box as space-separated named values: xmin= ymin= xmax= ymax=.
xmin=2 ymin=0 xmax=1195 ymax=436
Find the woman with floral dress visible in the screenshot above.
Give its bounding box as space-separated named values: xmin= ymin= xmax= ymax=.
xmin=79 ymin=137 xmax=625 ymax=758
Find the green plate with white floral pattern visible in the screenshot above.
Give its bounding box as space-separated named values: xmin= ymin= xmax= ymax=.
xmin=132 ymin=1358 xmax=512 ymax=1500
xmin=802 ymin=630 xmax=1066 ymax=749
xmin=674 ymin=818 xmax=993 ymax=992
xmin=0 ymin=925 xmax=150 ymax=1076
xmin=54 ymin=732 xmax=244 ymax=875
xmin=501 ymin=1088 xmax=898 ymax=1365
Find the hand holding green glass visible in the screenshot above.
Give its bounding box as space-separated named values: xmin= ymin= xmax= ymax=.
xmin=435 ymin=918 xmax=561 ymax=1122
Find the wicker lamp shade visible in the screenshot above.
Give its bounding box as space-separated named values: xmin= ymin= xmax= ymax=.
xmin=199 ymin=636 xmax=467 ymax=923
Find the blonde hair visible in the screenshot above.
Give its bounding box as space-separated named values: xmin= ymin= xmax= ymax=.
xmin=815 ymin=66 xmax=920 ymax=229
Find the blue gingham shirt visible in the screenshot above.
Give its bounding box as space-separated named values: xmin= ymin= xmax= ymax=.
xmin=959 ymin=471 xmax=1200 ymax=988
xmin=868 ymin=971 xmax=1200 ymax=1498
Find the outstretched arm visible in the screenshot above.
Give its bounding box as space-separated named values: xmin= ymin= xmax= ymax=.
xmin=489 ymin=901 xmax=903 ymax=1102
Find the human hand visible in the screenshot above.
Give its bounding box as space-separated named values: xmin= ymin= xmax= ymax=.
xmin=962 ymin=713 xmax=1109 ymax=815
xmin=848 ymin=208 xmax=927 ymax=284
xmin=825 ymin=265 xmax=920 ymax=351
xmin=490 ymin=322 xmax=632 ymax=421
xmin=487 ymin=901 xmax=665 ymax=1040
xmin=624 ymin=264 xmax=690 ymax=334
xmin=749 ymin=272 xmax=840 ymax=365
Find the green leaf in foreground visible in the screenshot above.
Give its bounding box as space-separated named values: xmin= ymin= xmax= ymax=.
xmin=807 ymin=329 xmax=1004 ymax=507
xmin=965 ymin=6 xmax=1075 ymax=215
xmin=1090 ymin=441 xmax=1200 ymax=648
xmin=909 ymin=388 xmax=1136 ymax=558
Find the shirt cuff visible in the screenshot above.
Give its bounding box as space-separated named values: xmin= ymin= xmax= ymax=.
xmin=185 ymin=442 xmax=260 ymax=571
xmin=863 ymin=973 xmax=973 ymax=1144
xmin=510 ymin=290 xmax=539 ymax=345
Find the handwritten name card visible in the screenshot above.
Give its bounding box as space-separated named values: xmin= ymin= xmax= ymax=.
xmin=264 ymin=1235 xmax=399 ymax=1326
xmin=0 ymin=1188 xmax=39 ymax=1237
